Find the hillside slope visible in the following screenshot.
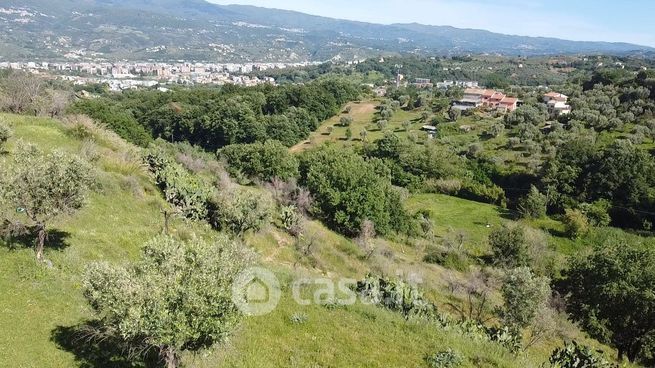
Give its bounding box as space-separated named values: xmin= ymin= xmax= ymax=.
xmin=0 ymin=0 xmax=652 ymax=61
xmin=0 ymin=113 xmax=618 ymax=367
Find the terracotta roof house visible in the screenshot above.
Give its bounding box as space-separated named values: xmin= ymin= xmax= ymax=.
xmin=454 ymin=88 xmax=519 ymax=112
xmin=543 ymin=92 xmax=568 ymax=102
xmin=498 ymin=97 xmax=519 ymax=112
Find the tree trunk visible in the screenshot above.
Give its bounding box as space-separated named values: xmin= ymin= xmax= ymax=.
xmin=164 ymin=347 xmax=179 ymax=368
xmin=35 ymin=223 xmax=46 ymax=262
xmin=627 ymin=343 xmax=639 ymax=363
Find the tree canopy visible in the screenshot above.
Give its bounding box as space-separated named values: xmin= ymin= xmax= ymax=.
xmin=83 ymin=235 xmax=254 ymax=368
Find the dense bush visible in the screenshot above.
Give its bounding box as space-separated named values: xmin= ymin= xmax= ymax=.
xmin=543 ymin=137 xmax=655 ymax=230
xmin=423 ymin=248 xmax=469 ymax=272
xmin=299 ymin=145 xmax=413 ymax=237
xmin=459 ymin=180 xmax=506 ymax=206
xmin=83 ymin=235 xmax=253 ymax=368
xmin=578 ymin=200 xmax=611 ymax=227
xmin=219 ymin=140 xmax=299 ymax=181
xmin=68 ymin=98 xmax=153 ymax=146
xmin=210 ymin=187 xmax=273 ymax=236
xmin=144 ymin=148 xmax=211 ymax=220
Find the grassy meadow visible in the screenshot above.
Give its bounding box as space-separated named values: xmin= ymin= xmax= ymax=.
xmin=0 ymin=112 xmax=635 ymax=367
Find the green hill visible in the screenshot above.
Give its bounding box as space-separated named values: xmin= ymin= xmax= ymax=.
xmin=0 ymin=113 xmax=623 ymax=367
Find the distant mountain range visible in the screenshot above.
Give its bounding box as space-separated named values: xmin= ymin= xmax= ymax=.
xmin=1 ymin=0 xmax=653 ymax=62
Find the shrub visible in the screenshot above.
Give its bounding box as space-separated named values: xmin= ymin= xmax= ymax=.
xmin=423 ymin=178 xmax=462 ymax=195
xmin=144 ymin=148 xmax=211 ymax=221
xmin=423 ymin=248 xmax=469 ymax=272
xmin=562 ymin=209 xmax=589 ymax=239
xmin=548 ymin=341 xmax=612 ymax=368
xmin=280 ymin=205 xmax=303 ymax=236
xmin=499 ymin=267 xmax=551 ymax=335
xmin=219 ymin=140 xmax=299 ymax=182
xmin=489 ymin=223 xmax=530 ymax=268
xmin=0 ymin=120 xmax=12 ymax=149
xmin=289 ymin=312 xmax=309 ymax=324
xmin=83 ymin=235 xmax=254 ymax=368
xmin=467 ymin=143 xmax=484 ymax=158
xmin=517 ymin=185 xmax=547 ymax=219
xmin=356 ymin=275 xmax=435 ymax=318
xmin=210 ymin=187 xmax=273 ymax=236
xmin=66 ymin=123 xmax=94 ymax=140
xmin=340 ymin=115 xmax=353 ymax=127
xmin=579 ymin=199 xmax=611 ymax=227
xmin=299 ymin=146 xmax=413 ymax=237
xmin=425 ymin=349 xmax=464 ymax=368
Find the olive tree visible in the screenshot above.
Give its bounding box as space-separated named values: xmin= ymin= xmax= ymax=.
xmin=83 ymin=235 xmax=254 ymax=368
xmin=499 ymin=267 xmax=550 ymax=335
xmin=0 ymin=71 xmax=44 ymax=114
xmin=0 ymin=143 xmax=93 ymax=261
xmin=340 ymin=115 xmax=353 ymax=127
xmin=489 ymin=223 xmax=530 ymax=268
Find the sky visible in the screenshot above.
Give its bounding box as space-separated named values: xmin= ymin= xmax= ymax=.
xmin=209 ymin=0 xmax=655 ymax=47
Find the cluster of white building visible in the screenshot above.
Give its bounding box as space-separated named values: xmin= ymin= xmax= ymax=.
xmin=0 ymin=60 xmax=319 ymax=77
xmin=436 ymin=80 xmax=480 ymax=89
xmin=0 ymin=60 xmax=324 ymax=91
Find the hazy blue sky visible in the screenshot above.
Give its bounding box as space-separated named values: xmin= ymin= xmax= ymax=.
xmin=209 ymin=0 xmax=655 ymax=46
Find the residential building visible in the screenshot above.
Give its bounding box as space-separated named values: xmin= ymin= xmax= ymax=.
xmin=436 ymin=80 xmax=479 ymax=89
xmin=543 ymin=92 xmax=568 ymax=103
xmin=413 ymin=78 xmax=433 ymax=88
xmin=543 ymin=92 xmax=571 ymax=116
xmin=452 ymin=88 xmax=518 ymax=112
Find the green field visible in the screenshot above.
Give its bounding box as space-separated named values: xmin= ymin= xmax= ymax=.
xmin=0 ymin=113 xmax=629 ymax=367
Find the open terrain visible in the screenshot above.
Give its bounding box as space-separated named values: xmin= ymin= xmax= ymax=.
xmin=0 ymin=112 xmax=633 ymax=367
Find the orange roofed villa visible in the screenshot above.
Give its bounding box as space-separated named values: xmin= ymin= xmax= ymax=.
xmin=452 ymin=88 xmax=519 ymax=112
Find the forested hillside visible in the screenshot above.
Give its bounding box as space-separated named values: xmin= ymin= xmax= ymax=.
xmin=1 ymin=0 xmax=652 ymax=61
